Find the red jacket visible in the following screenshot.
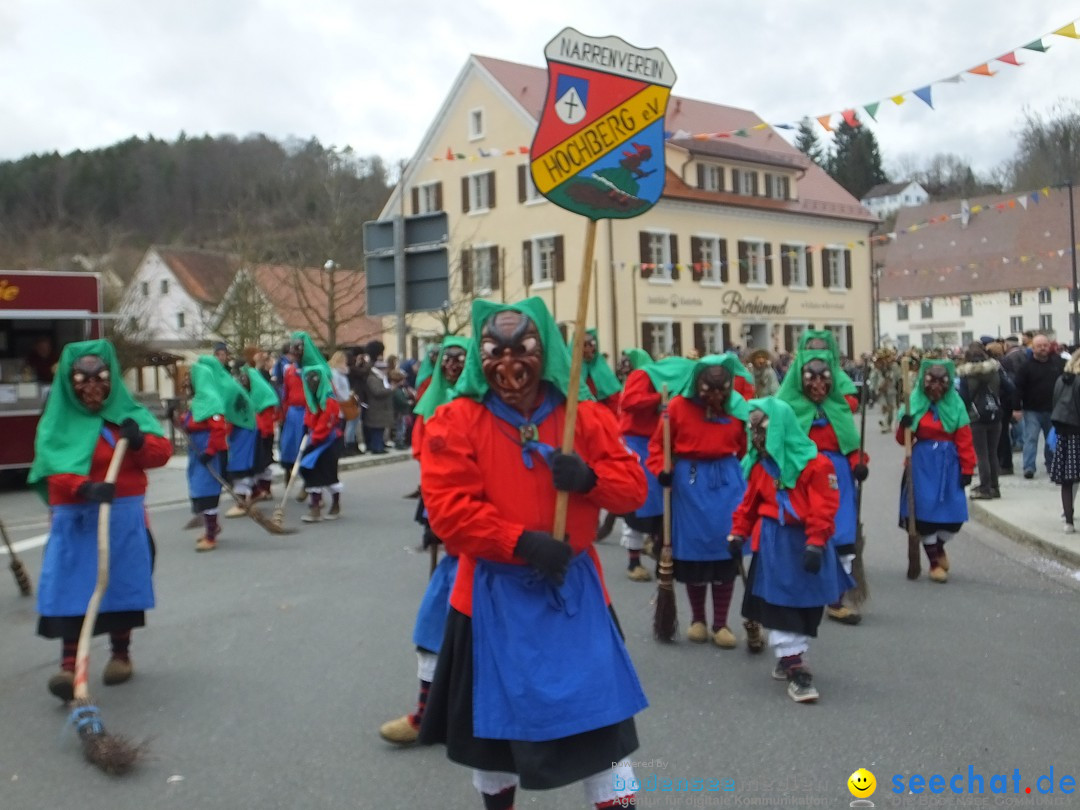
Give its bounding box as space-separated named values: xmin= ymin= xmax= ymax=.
xmin=895 ymin=413 xmax=976 ymax=475
xmin=283 ymin=364 xmax=307 ymax=408
xmin=186 ymin=413 xmax=229 ymax=455
xmin=256 ymin=407 xmax=276 ymax=439
xmin=734 ymin=376 xmax=755 ymax=400
xmin=731 ymin=455 xmax=839 ymax=551
xmin=304 ymin=398 xmax=341 ymax=445
xmin=645 ymin=396 xmax=746 ymax=475
xmin=421 ymin=397 xmax=647 ymax=616
xmin=807 ymin=396 xmax=868 ymax=471
xmin=49 ymin=426 xmax=172 ymax=505
xmin=618 ymin=369 xmax=661 ymax=438
xmin=586 ymin=376 xmax=620 ymax=416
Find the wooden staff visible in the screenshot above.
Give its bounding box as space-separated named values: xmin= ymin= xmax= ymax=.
xmin=850 ymin=375 xmax=869 ymax=605
xmin=552 ymin=218 xmax=598 ymax=541
xmin=902 ymin=360 xmax=921 ymax=580
xmin=653 ymin=385 xmax=677 ymax=642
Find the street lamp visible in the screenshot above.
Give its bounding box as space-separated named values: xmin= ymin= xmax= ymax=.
xmin=323 ymin=259 xmax=338 ymax=351
xmin=1067 ymin=181 xmax=1079 ymax=346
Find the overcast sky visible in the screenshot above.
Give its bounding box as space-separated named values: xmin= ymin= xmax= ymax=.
xmin=2 ymin=0 xmax=1078 ymax=180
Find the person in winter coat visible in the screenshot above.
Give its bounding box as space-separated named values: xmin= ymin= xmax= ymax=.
xmin=361 ymin=341 xmax=394 ymax=454
xmin=956 ymin=342 xmax=1013 ymax=500
xmin=1050 ymin=352 xmax=1080 ymax=533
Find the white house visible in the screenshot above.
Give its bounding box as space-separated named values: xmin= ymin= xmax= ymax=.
xmin=861 ymin=181 xmax=929 ymax=220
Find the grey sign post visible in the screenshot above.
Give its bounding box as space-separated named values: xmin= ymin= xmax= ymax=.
xmin=363 ymin=211 xmax=450 ymax=357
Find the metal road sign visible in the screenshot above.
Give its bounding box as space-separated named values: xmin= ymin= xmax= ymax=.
xmin=363 ymin=211 xmax=450 ymax=316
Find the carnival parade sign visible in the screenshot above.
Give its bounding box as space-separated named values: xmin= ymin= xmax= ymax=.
xmin=530 ymin=28 xmax=677 ymax=220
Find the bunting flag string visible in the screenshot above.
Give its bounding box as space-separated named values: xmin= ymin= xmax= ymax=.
xmin=879 ymin=241 xmax=1079 ymax=283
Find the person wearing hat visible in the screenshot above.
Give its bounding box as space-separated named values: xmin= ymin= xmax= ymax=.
xmin=750 ymin=348 xmax=779 ymax=398
xmin=180 ymin=357 xmax=232 ymax=552
xmin=580 ymin=329 xmax=623 ymax=414
xmin=30 ymin=340 xmax=172 ymax=699
xmin=360 ymin=340 xmax=393 ymax=454
xmin=213 ymin=341 xmax=231 ymax=370
xmin=298 ymin=364 xmax=343 ymax=522
xmin=868 ymin=348 xmax=903 ymax=433
xmin=418 ymin=297 xmax=648 ymax=809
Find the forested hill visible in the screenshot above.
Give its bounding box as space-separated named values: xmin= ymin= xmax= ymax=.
xmin=0 ymin=134 xmax=394 ymax=273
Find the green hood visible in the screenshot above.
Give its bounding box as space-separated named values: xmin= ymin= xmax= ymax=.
xmin=797 ymin=330 xmax=856 ymax=395
xmin=416 ymin=344 xmax=441 ymax=387
xmin=741 ymin=397 xmax=820 ymax=490
xmin=642 ymin=356 xmax=695 ymax=396
xmin=292 ymin=331 xmax=330 ymax=375
xmin=899 ymin=358 xmax=970 ymax=434
xmin=677 ymin=354 xmax=750 ymax=422
xmin=243 ymin=365 xmax=280 ymax=413
xmin=29 ymin=339 xmax=165 ymax=489
xmin=623 ymin=348 xmax=652 ymax=371
xmin=776 ymin=348 xmax=861 ymax=454
xmin=414 ymin=336 xmax=470 ymax=419
xmin=301 ymin=364 xmax=335 ymax=413
xmin=578 ymin=328 xmax=622 ymax=400
xmin=195 ymin=356 xmax=255 ymax=430
xmin=455 ymin=297 xmax=590 ymax=402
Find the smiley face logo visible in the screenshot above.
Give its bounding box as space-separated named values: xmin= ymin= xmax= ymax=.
xmin=848 ymin=768 xmax=876 ymax=798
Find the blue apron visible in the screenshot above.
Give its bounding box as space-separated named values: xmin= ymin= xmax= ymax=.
xmin=412 ymin=554 xmax=458 ymax=653
xmin=186 ymin=426 xmax=223 ymax=499
xmin=623 ymin=433 xmax=663 ymax=518
xmin=822 ymin=451 xmax=858 ymax=592
xmin=899 ymin=440 xmax=968 ymax=525
xmin=752 ymin=517 xmax=844 ymax=608
xmin=226 ymin=426 xmax=257 ymax=473
xmin=279 ymin=405 xmax=307 ymax=463
xmin=299 ymin=427 xmax=341 ymax=469
xmin=38 ymin=495 xmax=154 ymax=617
xmin=671 ymin=455 xmax=745 ymax=561
xmin=471 ymin=554 xmax=648 ymax=742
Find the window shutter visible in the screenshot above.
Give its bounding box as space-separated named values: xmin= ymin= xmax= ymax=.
xmin=751 ymin=172 xmax=759 ymax=196
xmin=489 ymin=246 xmax=500 ymax=291
xmin=844 ymin=249 xmax=853 ymax=289
xmin=781 ymin=245 xmax=791 ymax=286
xmin=434 ymin=182 xmax=443 ymax=211
xmin=719 ymin=239 xmax=729 ymax=283
xmin=461 ymin=177 xmax=470 ymax=213
xmin=641 ymin=322 xmax=650 ymax=355
xmin=690 ymin=237 xmax=704 ymax=281
xmin=517 ymin=165 xmax=526 ymax=203
xmin=696 ymin=164 xmax=705 ymax=189
xmin=669 ymin=234 xmax=679 ymax=280
xmin=781 ymin=177 xmax=790 ymax=200
xmin=845 ymin=325 xmax=854 ymax=359
xmin=731 ymin=168 xmax=740 ymax=193
xmin=411 ymin=187 xmax=419 ymax=215
xmin=554 ymin=235 xmax=565 ymax=282
xmin=763 ymin=173 xmax=773 ymax=198
xmin=460 ymin=249 xmax=472 ymax=293
xmin=722 ymin=323 xmax=732 ymax=351
xmin=764 ymin=243 xmax=774 ymax=285
xmin=671 ymin=323 xmax=682 ymax=356
xmin=522 ymin=240 xmax=533 ymax=287
xmin=487 ymin=172 xmax=496 ymax=209
xmin=738 ymin=241 xmax=749 ymax=284
xmin=806 ymin=250 xmax=814 ymax=287
xmin=693 ymin=323 xmax=704 ymax=355
xmin=784 ymin=325 xmax=795 ymax=351
xmin=717 ymin=166 xmax=725 ymax=192
xmin=639 ymin=232 xmax=653 ymax=278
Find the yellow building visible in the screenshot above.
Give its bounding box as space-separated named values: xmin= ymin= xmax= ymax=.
xmin=381 ymin=55 xmax=878 ymax=361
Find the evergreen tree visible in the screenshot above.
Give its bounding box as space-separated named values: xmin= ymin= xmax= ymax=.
xmin=826 ymin=121 xmax=889 ymax=199
xmin=794 ymin=117 xmax=825 ymax=167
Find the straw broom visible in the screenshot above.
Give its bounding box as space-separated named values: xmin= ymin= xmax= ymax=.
xmin=202 ymin=462 xmax=296 ymax=536
xmin=653 ymin=385 xmax=677 ymax=642
xmin=272 ymin=435 xmax=309 ymax=527
xmin=68 ymin=438 xmax=142 ymax=775
xmin=0 ymin=516 xmax=32 ymax=596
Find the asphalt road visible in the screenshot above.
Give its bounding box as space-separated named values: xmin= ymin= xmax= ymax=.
xmin=1 ymin=427 xmax=1078 ymax=810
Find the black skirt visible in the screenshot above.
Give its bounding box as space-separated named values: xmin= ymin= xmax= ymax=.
xmin=1050 ymin=432 xmax=1080 ymax=484
xmin=672 ymin=558 xmax=738 ymax=584
xmin=254 ymin=434 xmax=275 ymax=476
xmin=300 ymin=437 xmax=342 ymax=488
xmin=419 ymin=608 xmax=639 ymax=791
xmin=38 ymin=611 xmax=145 ymax=640
xmin=741 ymin=554 xmax=824 ymax=638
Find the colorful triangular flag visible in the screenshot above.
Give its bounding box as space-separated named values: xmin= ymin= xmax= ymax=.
xmin=913 ymin=86 xmax=934 ymax=108
xmin=816 ymin=114 xmax=833 ymax=133
xmin=997 ymin=52 xmax=1022 ymax=66
xmin=1023 ymin=39 xmax=1049 ymax=52
xmin=1053 ymin=22 xmax=1079 ymax=38
xmin=968 ymin=63 xmax=996 ymax=76
xmin=890 ymin=94 xmax=906 ymax=105
xmin=940 ymin=74 xmax=964 ymax=84
xmin=863 ymin=102 xmax=880 ymax=121
xmin=1018 ymin=196 xmax=1029 ymax=210
xmin=841 ymin=109 xmax=860 ymax=127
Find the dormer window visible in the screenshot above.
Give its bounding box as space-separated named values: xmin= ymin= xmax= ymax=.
xmin=696 ymin=164 xmax=724 ymax=192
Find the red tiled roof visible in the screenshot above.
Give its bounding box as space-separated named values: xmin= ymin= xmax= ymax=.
xmin=156 ymin=247 xmax=239 ymax=305
xmin=473 ymin=55 xmax=875 ymax=224
xmin=250 ymin=264 xmax=383 ymax=348
xmin=877 ymin=190 xmax=1080 ymax=300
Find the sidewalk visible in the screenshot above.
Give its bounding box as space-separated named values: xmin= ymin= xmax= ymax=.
xmin=968 ymin=470 xmax=1080 ymax=569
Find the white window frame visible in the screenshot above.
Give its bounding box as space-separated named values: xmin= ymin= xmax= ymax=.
xmin=1039 ymin=288 xmax=1052 ymax=304
xmin=959 ymin=296 xmax=973 ymax=317
xmin=897 ymin=302 xmax=909 ymax=321
xmin=694 ymin=234 xmax=723 ymax=286
xmin=1009 ymin=290 xmax=1023 ymax=307
xmin=825 ymin=247 xmax=846 ymax=291
xmin=469 ymin=107 xmax=484 ymax=141
xmin=1010 ymin=315 xmax=1023 ymax=334
xmin=767 ymin=174 xmax=789 ymax=200
xmin=737 ymin=170 xmax=756 ymax=196
xmin=643 ymin=319 xmax=675 ymax=357
xmin=645 ymin=230 xmax=673 ymax=284
xmin=786 ymin=244 xmax=808 ymax=289
xmin=698 ymin=319 xmax=724 ymax=354
xmin=160 ymin=279 xmax=169 ymax=294
xmin=531 ymin=234 xmax=557 ymax=288
xmin=467 ymin=171 xmax=493 ymax=214
xmin=417 ymin=181 xmax=440 ymax=214
xmin=744 ymin=239 xmax=767 ymax=287
xmin=141 ymin=281 xmax=149 ymax=297
xmin=471 ymin=243 xmax=495 ymax=294
xmin=1040 ymin=313 xmax=1053 ymax=332
xmin=826 ymin=323 xmax=849 ymax=358
xmin=700 ymin=164 xmax=723 ymax=192
xmin=523 ymin=169 xmax=544 ymax=204
xmin=176 ymin=312 xmax=185 ymax=330
xmin=921 ymin=300 xmax=934 ymax=319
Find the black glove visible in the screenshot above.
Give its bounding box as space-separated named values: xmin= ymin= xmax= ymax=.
xmin=899 ymin=414 xmax=913 ymax=429
xmin=77 ymin=481 xmax=115 ymax=504
xmin=657 ymin=470 xmax=673 ymax=488
xmin=852 ymin=463 xmax=869 ymax=482
xmin=727 ymin=534 xmax=745 ymax=559
xmin=961 ymin=473 xmax=973 ymax=487
xmin=515 ymin=530 xmax=572 ymax=586
xmin=551 ymin=452 xmax=597 ymax=494
xmin=421 ymin=525 xmax=441 ymax=549
xmin=198 ymin=452 xmax=215 ymax=466
xmin=802 ymin=545 xmax=823 ymax=574
xmin=119 ymin=418 xmax=145 ymax=451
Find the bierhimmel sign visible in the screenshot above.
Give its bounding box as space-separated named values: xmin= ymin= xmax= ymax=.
xmin=529 ymin=28 xmax=676 ymax=220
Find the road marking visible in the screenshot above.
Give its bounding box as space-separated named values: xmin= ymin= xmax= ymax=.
xmin=0 ymin=533 xmax=47 ymax=554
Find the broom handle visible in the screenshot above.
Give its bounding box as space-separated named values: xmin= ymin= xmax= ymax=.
xmin=74 ymin=437 xmax=129 ymax=703
xmin=856 ymin=374 xmax=868 ymax=518
xmin=902 ymin=363 xmax=917 ymax=539
xmin=277 ymin=435 xmax=310 ymax=510
xmin=661 ymin=385 xmax=672 ymax=551
xmin=552 ymin=218 xmax=598 ymax=541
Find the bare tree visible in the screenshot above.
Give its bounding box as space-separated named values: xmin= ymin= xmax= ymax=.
xmin=1008 ymin=99 xmax=1080 ymax=190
